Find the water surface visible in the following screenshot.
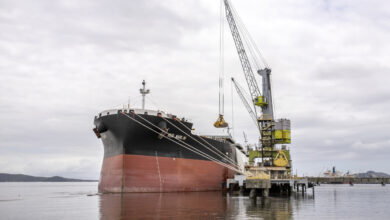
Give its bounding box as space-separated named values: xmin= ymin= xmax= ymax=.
xmin=0 ymin=183 xmax=389 ymax=219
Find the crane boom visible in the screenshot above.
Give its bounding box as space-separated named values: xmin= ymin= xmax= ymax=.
xmin=222 ymin=0 xmax=293 ymax=177
xmin=231 ymin=78 xmax=260 ymax=131
xmin=223 ymin=0 xmax=264 ymax=110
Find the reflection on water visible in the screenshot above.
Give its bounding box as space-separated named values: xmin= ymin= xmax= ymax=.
xmin=99 ymin=192 xmax=314 ymax=219
xmin=100 ymin=192 xmax=227 ymax=219
xmin=1 ymin=183 xmax=390 ymax=219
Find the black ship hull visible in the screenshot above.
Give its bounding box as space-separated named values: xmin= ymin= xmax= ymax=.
xmin=93 ymin=109 xmax=238 ymax=192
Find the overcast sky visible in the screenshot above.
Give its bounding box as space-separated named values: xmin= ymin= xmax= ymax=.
xmin=1 ymin=0 xmax=389 ymax=179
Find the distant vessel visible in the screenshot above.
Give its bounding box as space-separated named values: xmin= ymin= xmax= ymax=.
xmin=323 ymin=166 xmax=343 ymax=178
xmin=322 ymin=166 xmax=355 ymax=178
xmin=93 ymin=81 xmax=247 ymax=193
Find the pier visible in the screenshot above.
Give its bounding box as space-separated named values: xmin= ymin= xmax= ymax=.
xmin=308 ymin=177 xmax=390 ymax=185
xmin=227 ymin=175 xmax=314 ymax=199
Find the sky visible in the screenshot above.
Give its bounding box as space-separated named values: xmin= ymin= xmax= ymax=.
xmin=0 ymin=0 xmax=389 ymax=179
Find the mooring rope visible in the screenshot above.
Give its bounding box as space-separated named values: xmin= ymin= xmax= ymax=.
xmin=174 ymin=118 xmax=244 ymax=171
xmin=143 ymin=96 xmax=241 ymax=169
xmin=161 ymin=117 xmax=240 ymax=169
xmin=120 ymin=112 xmax=244 ymax=174
xmin=133 ymin=113 xmax=241 ymax=173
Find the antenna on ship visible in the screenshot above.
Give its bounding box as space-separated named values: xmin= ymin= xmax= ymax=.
xmin=140 ymin=80 xmax=150 ymax=110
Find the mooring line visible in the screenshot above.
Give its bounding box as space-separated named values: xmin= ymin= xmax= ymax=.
xmin=120 ymin=112 xmax=243 ymax=174
xmin=162 ymin=117 xmax=239 ymax=169
xmin=175 ymin=118 xmax=243 ymax=171
xmin=142 ymin=96 xmax=240 ymax=169
xmin=134 ymin=113 xmax=241 ymax=173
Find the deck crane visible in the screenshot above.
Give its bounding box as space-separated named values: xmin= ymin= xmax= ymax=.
xmin=223 ymin=0 xmax=291 ymax=177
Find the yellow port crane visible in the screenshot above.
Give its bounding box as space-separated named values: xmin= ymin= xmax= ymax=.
xmin=222 ymin=0 xmax=292 ymax=177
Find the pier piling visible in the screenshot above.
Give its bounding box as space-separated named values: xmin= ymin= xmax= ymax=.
xmin=227 ymin=175 xmax=313 ymax=198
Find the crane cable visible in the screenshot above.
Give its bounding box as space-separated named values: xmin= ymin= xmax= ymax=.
xmin=227 ymin=0 xmax=259 ymax=70
xmin=122 ymin=112 xmax=244 ymax=174
xmin=227 ymin=0 xmax=274 ymax=121
xmin=219 ymin=0 xmax=225 ymax=116
xmin=230 ymin=80 xmax=235 ymax=138
xmin=161 ymin=117 xmax=240 ymax=169
xmin=228 ymin=0 xmax=269 ymax=69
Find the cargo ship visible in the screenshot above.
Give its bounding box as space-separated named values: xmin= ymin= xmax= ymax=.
xmin=93 ymin=81 xmax=246 ymax=193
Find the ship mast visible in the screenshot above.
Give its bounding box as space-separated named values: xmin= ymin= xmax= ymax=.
xmin=139 ymin=80 xmax=150 ymax=110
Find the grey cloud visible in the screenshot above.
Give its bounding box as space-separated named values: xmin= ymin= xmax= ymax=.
xmin=1 ymin=0 xmax=389 ymax=178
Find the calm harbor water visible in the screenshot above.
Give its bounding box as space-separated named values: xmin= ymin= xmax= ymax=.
xmin=0 ymin=182 xmax=389 ymax=219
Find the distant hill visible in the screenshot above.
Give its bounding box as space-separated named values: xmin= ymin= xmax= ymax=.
xmin=355 ymin=171 xmax=390 ymax=178
xmin=0 ymin=173 xmax=97 ymax=182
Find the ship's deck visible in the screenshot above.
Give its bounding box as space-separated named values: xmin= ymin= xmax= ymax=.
xmin=96 ymin=108 xmax=190 ymax=123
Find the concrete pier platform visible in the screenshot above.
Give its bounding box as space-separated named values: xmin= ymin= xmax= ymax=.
xmin=226 ymin=175 xmax=314 ymax=199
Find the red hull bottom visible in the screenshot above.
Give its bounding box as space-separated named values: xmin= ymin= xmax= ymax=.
xmin=99 ymin=154 xmax=234 ymax=193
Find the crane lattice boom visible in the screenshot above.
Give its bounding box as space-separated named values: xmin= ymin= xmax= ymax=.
xmin=223 ymin=0 xmax=262 ymax=110
xmin=231 ymin=78 xmax=259 ymax=131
